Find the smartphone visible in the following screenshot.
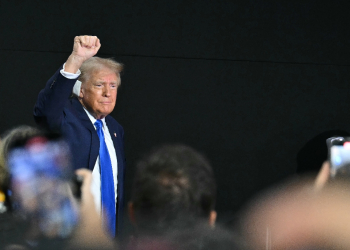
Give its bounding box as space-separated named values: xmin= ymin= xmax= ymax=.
xmin=327 ymin=136 xmax=350 ymax=178
xmin=8 ymin=136 xmax=79 ymax=238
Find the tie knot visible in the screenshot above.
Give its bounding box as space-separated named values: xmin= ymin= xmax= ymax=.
xmin=94 ymin=119 xmax=103 ymax=129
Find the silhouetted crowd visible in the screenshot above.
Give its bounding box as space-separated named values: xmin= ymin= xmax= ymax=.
xmin=3 ymin=125 xmax=350 ymax=250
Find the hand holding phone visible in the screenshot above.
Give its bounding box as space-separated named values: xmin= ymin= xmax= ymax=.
xmin=8 ymin=138 xmax=80 ymax=238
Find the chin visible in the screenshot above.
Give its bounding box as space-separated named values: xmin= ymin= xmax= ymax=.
xmin=100 ymin=109 xmax=113 ymax=117
xmin=98 ymin=106 xmax=114 ymax=114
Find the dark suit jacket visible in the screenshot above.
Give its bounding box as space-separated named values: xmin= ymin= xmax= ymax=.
xmin=33 ymin=66 xmax=125 ymax=235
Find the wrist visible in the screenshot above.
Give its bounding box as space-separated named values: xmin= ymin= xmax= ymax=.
xmin=65 ymin=54 xmax=85 ymax=73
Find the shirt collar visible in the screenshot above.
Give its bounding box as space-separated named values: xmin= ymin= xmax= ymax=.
xmin=83 ymin=107 xmax=106 ymax=128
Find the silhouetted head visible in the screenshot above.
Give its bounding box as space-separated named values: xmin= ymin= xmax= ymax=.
xmin=129 ymin=144 xmax=217 ymax=235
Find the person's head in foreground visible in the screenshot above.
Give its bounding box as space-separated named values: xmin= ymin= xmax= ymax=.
xmin=0 ymin=126 xmax=40 ymax=191
xmin=128 ymin=144 xmax=217 ymax=236
xmin=241 ymin=172 xmax=350 ymax=250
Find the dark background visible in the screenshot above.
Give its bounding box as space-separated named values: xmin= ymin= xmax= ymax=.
xmin=1 ymin=0 xmax=350 ymax=223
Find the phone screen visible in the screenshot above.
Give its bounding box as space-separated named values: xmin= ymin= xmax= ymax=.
xmin=329 ymin=139 xmax=350 ymax=178
xmin=8 ymin=137 xmax=79 ymax=238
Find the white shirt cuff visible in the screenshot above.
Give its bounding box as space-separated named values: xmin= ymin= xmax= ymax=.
xmin=60 ymin=63 xmax=81 ymax=79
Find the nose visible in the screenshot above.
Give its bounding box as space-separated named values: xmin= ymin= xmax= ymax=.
xmin=103 ymin=86 xmax=111 ymax=97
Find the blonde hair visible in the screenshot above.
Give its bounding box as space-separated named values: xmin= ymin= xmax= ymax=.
xmin=78 ymin=57 xmax=124 ymax=86
xmin=0 ymin=126 xmax=40 ymax=187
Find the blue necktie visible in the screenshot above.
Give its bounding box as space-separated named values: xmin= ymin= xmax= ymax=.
xmin=94 ymin=119 xmax=116 ymax=236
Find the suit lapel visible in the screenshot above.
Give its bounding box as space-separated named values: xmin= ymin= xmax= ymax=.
xmin=105 ymin=116 xmax=124 ymax=190
xmin=105 ymin=117 xmax=123 ymax=167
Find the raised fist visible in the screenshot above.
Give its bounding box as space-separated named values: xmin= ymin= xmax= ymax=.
xmin=65 ymin=35 xmax=101 ymax=73
xmin=72 ymin=35 xmax=101 ymax=62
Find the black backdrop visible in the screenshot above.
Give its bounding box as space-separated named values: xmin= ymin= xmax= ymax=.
xmin=1 ymin=0 xmax=350 ymax=222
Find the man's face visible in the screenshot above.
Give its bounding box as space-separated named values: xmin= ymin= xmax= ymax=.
xmin=80 ymin=68 xmax=119 ymax=119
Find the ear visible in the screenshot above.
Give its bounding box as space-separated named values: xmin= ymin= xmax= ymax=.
xmin=209 ymin=210 xmax=217 ymax=227
xmin=79 ymin=87 xmax=84 ymax=98
xmin=128 ymin=202 xmax=137 ymax=226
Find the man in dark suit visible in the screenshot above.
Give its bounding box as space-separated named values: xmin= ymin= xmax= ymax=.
xmin=34 ymin=35 xmax=125 ymax=237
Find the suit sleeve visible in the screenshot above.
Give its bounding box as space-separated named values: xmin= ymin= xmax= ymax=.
xmin=33 ymin=65 xmax=78 ymax=131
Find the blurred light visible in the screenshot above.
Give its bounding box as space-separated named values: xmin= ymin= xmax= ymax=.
xmin=335 ymin=155 xmax=342 ymax=165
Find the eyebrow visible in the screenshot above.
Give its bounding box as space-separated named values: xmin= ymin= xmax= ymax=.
xmin=95 ymin=81 xmax=118 ymax=85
